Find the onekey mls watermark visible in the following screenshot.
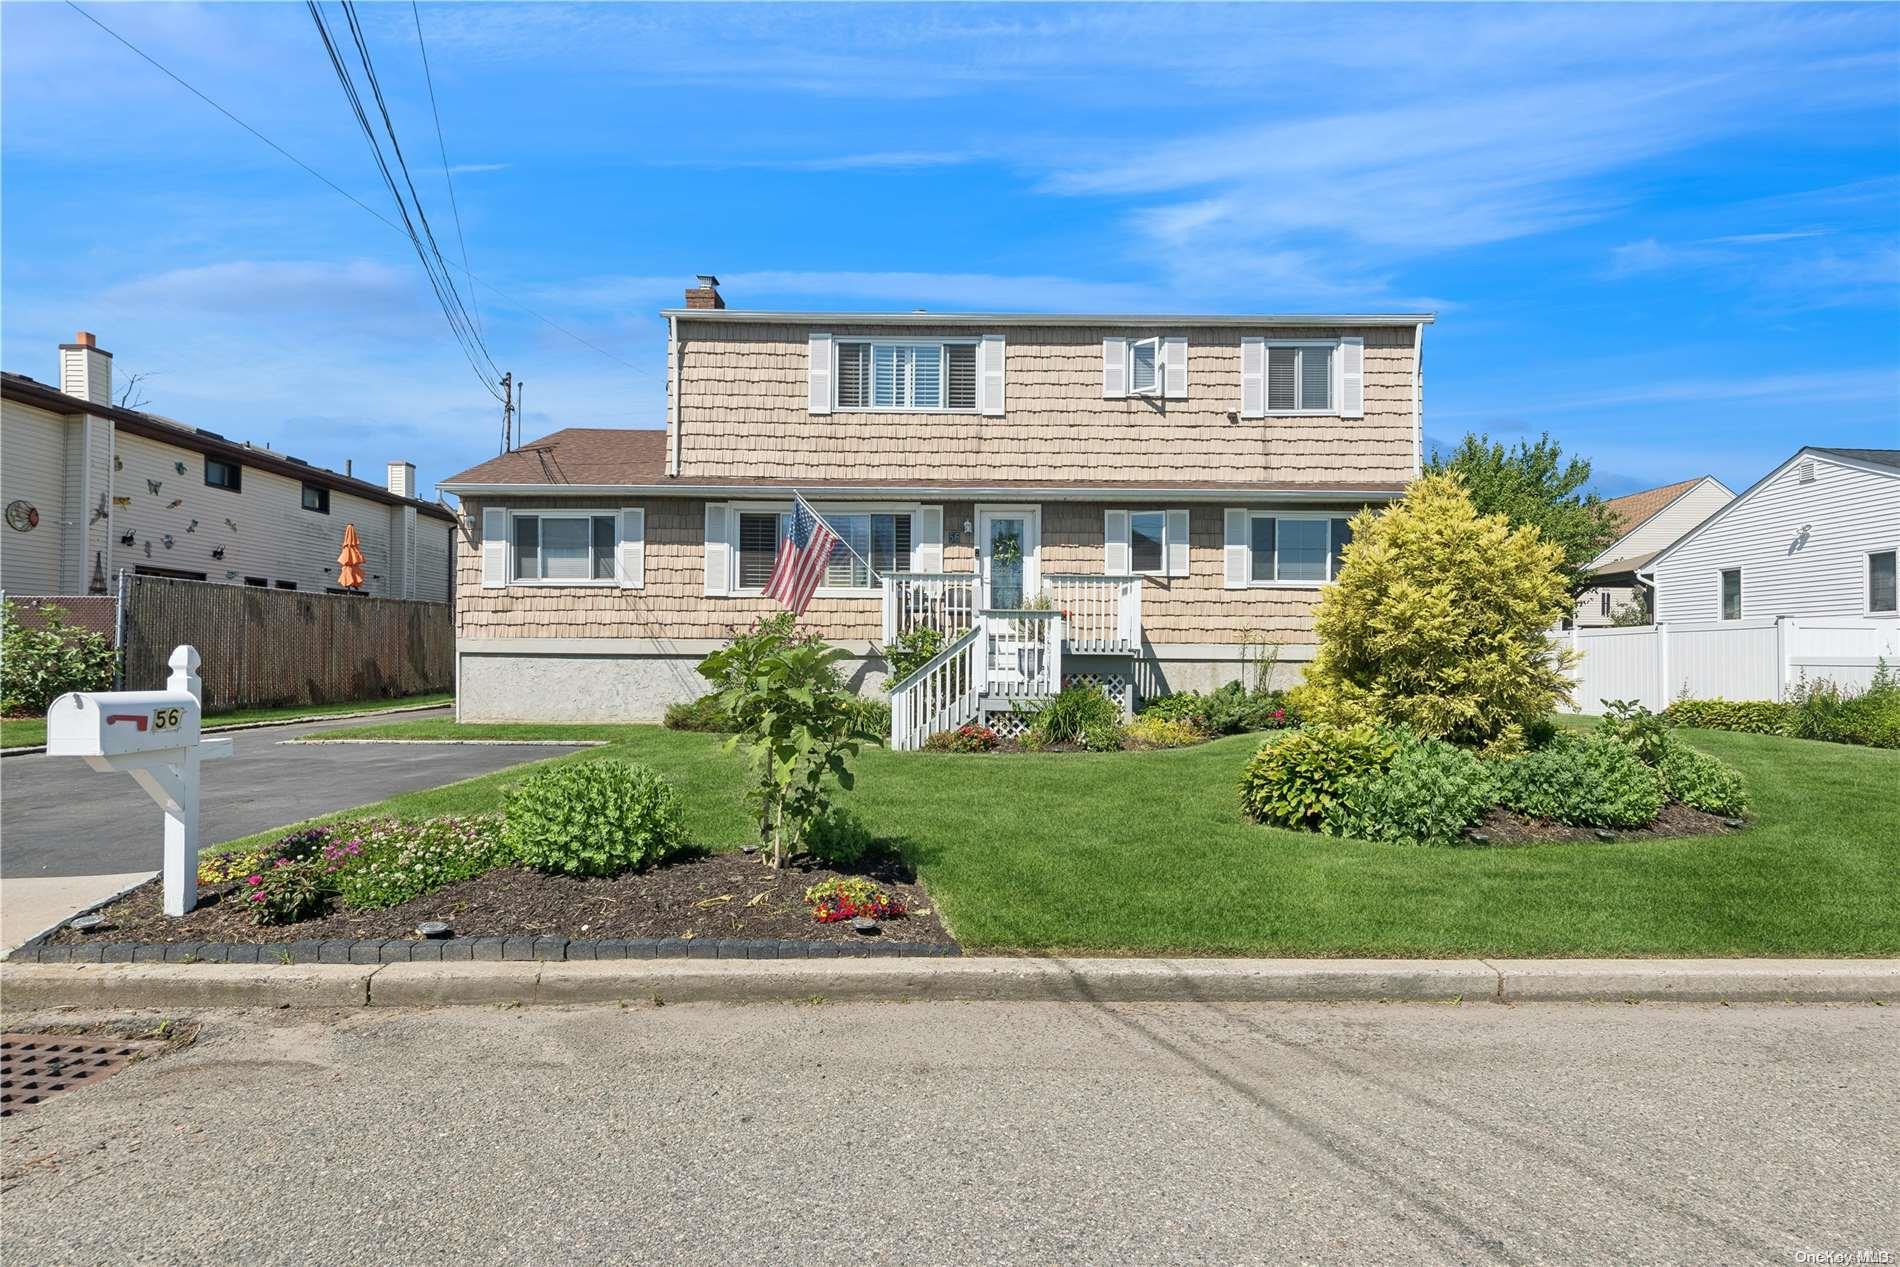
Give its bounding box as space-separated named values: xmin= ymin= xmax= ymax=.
xmin=1791 ymin=1251 xmax=1893 ymax=1265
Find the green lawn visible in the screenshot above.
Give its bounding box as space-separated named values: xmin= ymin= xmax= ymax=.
xmin=228 ymin=717 xmax=1900 ymax=957
xmin=0 ymin=692 xmax=451 ymax=749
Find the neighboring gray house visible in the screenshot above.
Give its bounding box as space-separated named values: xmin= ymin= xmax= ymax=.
xmin=1645 ymin=447 xmax=1898 ymax=625
xmin=1 ymin=331 xmax=457 ymax=600
xmin=1574 ymin=475 xmax=1732 ymax=626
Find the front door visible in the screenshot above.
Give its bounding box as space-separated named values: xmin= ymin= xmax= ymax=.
xmin=976 ymin=506 xmax=1040 ymax=610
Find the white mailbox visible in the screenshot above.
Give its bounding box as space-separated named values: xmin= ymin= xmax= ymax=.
xmin=49 ymin=646 xmax=232 ymax=916
xmin=48 ymin=689 xmax=203 ymax=757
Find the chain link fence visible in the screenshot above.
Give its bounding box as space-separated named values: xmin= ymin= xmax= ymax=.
xmin=0 ymin=594 xmax=120 ymax=643
xmin=117 ymin=575 xmax=452 ymax=711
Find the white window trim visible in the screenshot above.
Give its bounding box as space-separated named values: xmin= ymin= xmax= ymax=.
xmin=1245 ymin=511 xmax=1351 ymax=588
xmin=1124 ymin=508 xmax=1179 ymax=577
xmin=1866 ymin=548 xmax=1898 ymax=616
xmin=1717 ymin=566 xmax=1744 ymax=621
xmin=726 ymin=500 xmax=925 ymax=599
xmin=834 ymin=338 xmax=981 ymax=414
xmin=1263 ymin=339 xmax=1340 ymax=417
xmin=1128 ymin=336 xmax=1162 ymax=397
xmin=505 ymin=507 xmax=624 ymax=586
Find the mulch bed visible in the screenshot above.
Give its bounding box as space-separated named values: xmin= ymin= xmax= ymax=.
xmin=42 ymin=849 xmax=952 ymax=948
xmin=1464 ymin=801 xmax=1741 ymax=846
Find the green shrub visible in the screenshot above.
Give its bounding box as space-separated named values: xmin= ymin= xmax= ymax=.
xmin=502 ymin=761 xmax=688 ymax=876
xmin=848 ymin=695 xmax=893 ymax=743
xmin=1598 ymin=699 xmax=1671 ymax=765
xmin=664 ymin=695 xmax=733 ymax=733
xmin=1657 ymin=744 xmax=1748 ymax=816
xmin=1 ymin=599 xmax=118 ymax=716
xmin=923 ymin=723 xmax=998 ymax=753
xmin=1662 ymin=698 xmax=1788 ymax=735
xmin=1323 ymin=731 xmax=1496 ymax=845
xmin=1239 ymin=724 xmax=1398 ymax=831
xmin=1124 ymin=714 xmax=1203 ymax=748
xmin=802 ymin=803 xmax=874 ymax=868
xmin=242 ymin=858 xmax=335 ymax=925
xmin=1141 ymin=692 xmax=1210 ymax=727
xmin=1020 ymin=684 xmax=1120 ymax=748
xmin=1785 ymin=672 xmax=1900 ymax=749
xmin=1080 ymin=719 xmax=1124 ymax=752
xmin=327 ymin=815 xmax=510 ymax=909
xmin=1494 ymin=734 xmax=1663 ymax=828
xmin=1291 ymin=473 xmax=1575 ymax=750
xmin=1144 ymin=683 xmax=1293 ymax=735
xmin=879 ymin=626 xmax=944 ymax=684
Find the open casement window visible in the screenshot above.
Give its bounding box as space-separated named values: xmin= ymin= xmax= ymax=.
xmin=1129 ymin=337 xmax=1161 ymax=396
xmin=1105 ymin=336 xmax=1187 ymax=400
xmin=730 ymin=508 xmax=915 ymax=593
xmin=1242 ymin=514 xmax=1355 ymax=585
xmin=834 ymin=340 xmax=978 ymax=411
xmin=1870 ymin=550 xmax=1898 ymax=615
xmin=1105 ymin=508 xmax=1190 ymax=577
xmin=1719 ymin=568 xmax=1743 ymax=621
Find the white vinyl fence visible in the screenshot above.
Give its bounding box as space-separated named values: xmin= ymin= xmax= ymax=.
xmin=1564 ymin=617 xmax=1899 ymax=713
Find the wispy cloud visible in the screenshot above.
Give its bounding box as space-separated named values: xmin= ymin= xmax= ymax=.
xmin=1608 ymin=227 xmax=1898 ymax=310
xmin=445 ymin=162 xmax=510 ymax=175
xmin=654 ymin=150 xmax=978 ymax=172
xmin=1451 ymin=369 xmax=1900 ymax=418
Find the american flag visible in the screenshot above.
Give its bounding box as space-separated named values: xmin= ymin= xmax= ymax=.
xmin=764 ymin=497 xmax=841 ymax=615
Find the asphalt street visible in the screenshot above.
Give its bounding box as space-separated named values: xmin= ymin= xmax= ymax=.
xmin=1 ymin=1000 xmax=1892 ymax=1265
xmin=0 ymin=709 xmax=572 ymax=878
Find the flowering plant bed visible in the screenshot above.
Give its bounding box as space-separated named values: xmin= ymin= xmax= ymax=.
xmin=41 ymin=847 xmax=953 ymax=950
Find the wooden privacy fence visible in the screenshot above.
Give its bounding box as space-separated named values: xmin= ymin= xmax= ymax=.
xmin=119 ymin=575 xmax=452 ymax=711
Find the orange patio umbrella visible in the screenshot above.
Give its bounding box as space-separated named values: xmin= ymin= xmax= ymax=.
xmin=337 ymin=523 xmax=366 ymax=589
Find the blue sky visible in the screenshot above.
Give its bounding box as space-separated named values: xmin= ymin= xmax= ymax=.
xmin=3 ymin=2 xmax=1896 ymax=500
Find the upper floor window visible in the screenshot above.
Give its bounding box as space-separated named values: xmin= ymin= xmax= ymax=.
xmin=1129 ymin=338 xmax=1161 ymax=396
xmin=1719 ymin=568 xmax=1742 ymax=620
xmin=836 ymin=341 xmax=977 ymax=411
xmin=1267 ymin=343 xmax=1333 ymax=413
xmin=734 ymin=509 xmax=912 ymax=591
xmin=1869 ymin=550 xmax=1897 ymax=614
xmin=205 ymin=456 xmax=242 ymax=492
xmin=301 ymin=482 xmax=330 ymax=514
xmin=1249 ymin=514 xmax=1353 ymax=584
xmin=512 ymin=512 xmax=616 ymax=582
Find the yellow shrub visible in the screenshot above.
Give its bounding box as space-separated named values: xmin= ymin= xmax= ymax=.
xmin=1289 ymin=474 xmax=1574 ymax=749
xmin=1125 ymin=714 xmax=1204 ymax=748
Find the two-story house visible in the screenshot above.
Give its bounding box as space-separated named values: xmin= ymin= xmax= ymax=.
xmin=440 ymin=277 xmax=1431 ymax=741
xmin=2 ymin=331 xmax=457 ymax=602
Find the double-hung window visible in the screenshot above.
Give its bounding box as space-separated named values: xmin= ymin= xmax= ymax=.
xmin=512 ymin=511 xmax=617 ymax=582
xmin=733 ymin=508 xmax=913 ymax=592
xmin=1868 ymin=550 xmax=1896 ymax=615
xmin=1249 ymin=515 xmax=1354 ymax=584
xmin=836 ymin=341 xmax=976 ymax=411
xmin=1266 ymin=342 xmax=1334 ymax=413
xmin=205 ymin=457 xmax=242 ymax=492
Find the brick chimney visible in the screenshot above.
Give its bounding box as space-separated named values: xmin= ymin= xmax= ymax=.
xmin=684 ymin=274 xmax=724 ymax=309
xmin=387 ymin=460 xmax=417 ymax=499
xmin=59 ymin=331 xmax=113 ymax=407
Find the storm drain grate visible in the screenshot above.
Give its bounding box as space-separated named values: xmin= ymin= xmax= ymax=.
xmin=1 ymin=1033 xmax=161 ymax=1117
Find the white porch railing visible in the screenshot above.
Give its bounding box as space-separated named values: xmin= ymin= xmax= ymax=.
xmin=888 ymin=625 xmax=984 ymax=751
xmin=978 ymin=610 xmax=1064 ymax=701
xmin=1042 ymin=574 xmax=1141 ymax=653
xmin=881 ymin=572 xmax=978 ymax=644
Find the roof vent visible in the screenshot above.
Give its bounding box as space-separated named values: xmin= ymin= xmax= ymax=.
xmin=1797 ymin=458 xmax=1815 ymax=484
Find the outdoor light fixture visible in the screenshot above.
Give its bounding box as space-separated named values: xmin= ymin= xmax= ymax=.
xmin=68 ymin=914 xmax=107 ymax=933
xmin=416 ymin=921 xmax=452 ymax=939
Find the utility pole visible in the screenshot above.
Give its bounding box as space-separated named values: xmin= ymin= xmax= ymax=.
xmin=500 ymin=372 xmax=514 ymax=454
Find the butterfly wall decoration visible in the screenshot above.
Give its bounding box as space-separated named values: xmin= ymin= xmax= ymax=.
xmin=166 ymin=498 xmax=183 ymax=509
xmin=186 ymin=519 xmax=199 ymax=533
xmin=146 ymin=479 xmax=162 ymax=495
xmin=211 ymin=546 xmax=226 ymax=560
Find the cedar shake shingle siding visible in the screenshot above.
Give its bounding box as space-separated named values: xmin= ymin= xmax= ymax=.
xmin=672 ymin=322 xmax=1417 ymax=484
xmin=458 ymin=496 xmax=1372 ymax=646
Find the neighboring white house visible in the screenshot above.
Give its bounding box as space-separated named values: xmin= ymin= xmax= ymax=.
xmin=1 ymin=331 xmax=457 ymax=601
xmin=1574 ymin=475 xmax=1732 ymax=627
xmin=1645 ymin=447 xmax=1898 ymax=625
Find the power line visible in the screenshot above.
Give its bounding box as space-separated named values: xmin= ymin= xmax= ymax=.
xmin=411 ymin=0 xmax=480 ymax=340
xmin=62 ymin=0 xmax=646 ymax=378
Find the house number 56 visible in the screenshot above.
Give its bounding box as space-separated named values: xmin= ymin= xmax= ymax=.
xmin=153 ymin=707 xmax=183 ymax=730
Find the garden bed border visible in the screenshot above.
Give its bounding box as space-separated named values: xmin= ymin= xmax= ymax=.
xmin=7 ymin=934 xmax=960 ymax=964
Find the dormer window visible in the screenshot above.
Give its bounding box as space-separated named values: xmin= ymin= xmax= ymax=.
xmin=836 ymin=340 xmax=978 ymax=411
xmin=1129 ymin=337 xmax=1161 ymax=395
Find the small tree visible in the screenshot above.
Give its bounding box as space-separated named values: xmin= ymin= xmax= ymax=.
xmin=1291 ymin=474 xmax=1575 ymax=750
xmin=1427 ymin=433 xmax=1619 ymax=592
xmin=699 ymin=634 xmax=861 ymax=868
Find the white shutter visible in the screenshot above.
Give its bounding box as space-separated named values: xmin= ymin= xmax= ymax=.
xmin=978 ymin=334 xmax=1006 ymax=416
xmin=913 ymin=505 xmax=943 ymax=571
xmin=1102 ymin=337 xmax=1129 ymax=398
xmin=1162 ymin=336 xmax=1188 ymax=399
xmin=1104 ymin=509 xmax=1130 ymax=574
xmin=1240 ymin=337 xmax=1266 ymax=418
xmin=618 ymin=507 xmax=645 ymax=589
xmin=1223 ymin=509 xmax=1249 ymax=589
xmin=1339 ymin=336 xmax=1364 ymax=419
xmin=1166 ymin=508 xmax=1190 ymax=577
xmin=808 ymin=332 xmax=834 ymax=415
xmin=703 ymin=502 xmax=730 ymax=595
xmin=481 ymin=507 xmax=507 ymax=588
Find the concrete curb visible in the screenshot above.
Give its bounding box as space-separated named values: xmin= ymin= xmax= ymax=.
xmin=281 ymin=738 xmax=606 ymax=747
xmin=1 ymin=699 xmax=449 ymax=758
xmin=4 ymin=957 xmax=1891 ymax=1010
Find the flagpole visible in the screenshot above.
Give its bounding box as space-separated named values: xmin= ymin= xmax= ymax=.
xmin=792 ymin=489 xmax=883 ymax=582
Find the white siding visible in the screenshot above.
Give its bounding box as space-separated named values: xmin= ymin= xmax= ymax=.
xmin=1652 ymin=453 xmax=1900 ymax=623
xmin=0 ymin=399 xmax=71 ymax=592
xmin=414 ymin=511 xmax=454 ymax=603
xmin=1596 ymin=478 xmax=1733 ymax=568
xmin=1574 ymin=581 xmax=1641 ymax=628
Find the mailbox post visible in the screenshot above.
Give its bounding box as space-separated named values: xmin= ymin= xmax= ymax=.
xmin=46 ymin=645 xmax=234 ymax=916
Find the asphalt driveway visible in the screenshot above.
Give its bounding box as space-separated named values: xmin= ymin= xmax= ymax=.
xmin=0 ymin=709 xmax=572 ymax=880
